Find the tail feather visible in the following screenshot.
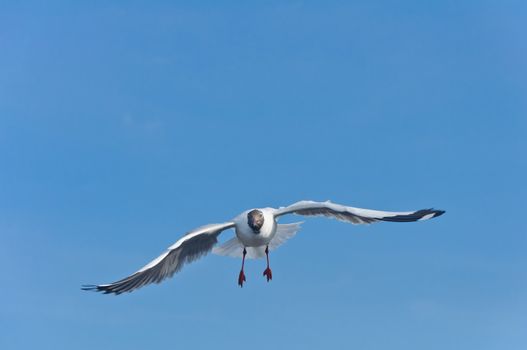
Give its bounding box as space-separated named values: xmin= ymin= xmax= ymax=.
xmin=268 ymin=222 xmax=303 ymax=250
xmin=212 ymin=239 xmax=267 ymax=259
xmin=212 ymin=222 xmax=303 ymax=259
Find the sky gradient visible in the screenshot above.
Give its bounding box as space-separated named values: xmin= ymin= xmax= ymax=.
xmin=1 ymin=1 xmax=526 ymax=349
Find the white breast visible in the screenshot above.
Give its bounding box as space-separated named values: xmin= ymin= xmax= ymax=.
xmin=234 ymin=208 xmax=277 ymax=247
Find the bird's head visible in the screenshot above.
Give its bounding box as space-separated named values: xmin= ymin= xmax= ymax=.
xmin=247 ymin=209 xmax=264 ymax=234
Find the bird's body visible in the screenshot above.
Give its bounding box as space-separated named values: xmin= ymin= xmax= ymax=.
xmin=234 ymin=208 xmax=277 ymax=248
xmin=83 ymin=200 xmax=445 ymax=294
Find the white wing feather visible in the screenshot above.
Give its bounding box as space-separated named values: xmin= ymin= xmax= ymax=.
xmin=83 ymin=222 xmax=235 ymax=294
xmin=275 ymin=200 xmax=444 ymax=224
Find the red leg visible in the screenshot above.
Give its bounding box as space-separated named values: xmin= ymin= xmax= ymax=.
xmin=238 ymin=248 xmax=247 ymax=287
xmin=263 ymin=246 xmax=273 ymax=282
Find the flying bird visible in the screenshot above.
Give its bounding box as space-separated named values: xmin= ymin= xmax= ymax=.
xmin=83 ymin=200 xmax=444 ymax=294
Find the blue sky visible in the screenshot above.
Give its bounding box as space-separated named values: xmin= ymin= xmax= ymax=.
xmin=1 ymin=1 xmax=526 ymax=349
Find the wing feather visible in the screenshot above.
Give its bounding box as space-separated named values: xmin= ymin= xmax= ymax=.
xmin=275 ymin=200 xmax=444 ymax=224
xmin=82 ymin=222 xmax=235 ymax=295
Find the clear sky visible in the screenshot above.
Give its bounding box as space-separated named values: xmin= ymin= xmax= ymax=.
xmin=1 ymin=1 xmax=526 ymax=349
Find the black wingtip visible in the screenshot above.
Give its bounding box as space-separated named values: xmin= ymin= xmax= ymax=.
xmin=82 ymin=284 xmax=123 ymax=295
xmin=381 ymin=208 xmax=446 ymax=222
xmin=433 ymin=209 xmax=446 ymax=218
xmin=81 ymin=284 xmax=99 ymax=292
xmin=413 ymin=208 xmax=446 ymax=221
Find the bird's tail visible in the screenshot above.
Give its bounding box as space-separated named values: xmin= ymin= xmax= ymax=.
xmin=268 ymin=222 xmax=303 ymax=251
xmin=213 ymin=222 xmax=303 ymax=259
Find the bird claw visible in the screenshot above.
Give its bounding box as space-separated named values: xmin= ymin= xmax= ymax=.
xmin=263 ymin=267 xmax=273 ymax=282
xmin=238 ymin=270 xmax=246 ymax=287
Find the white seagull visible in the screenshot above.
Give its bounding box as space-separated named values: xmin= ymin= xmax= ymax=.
xmin=83 ymin=200 xmax=444 ymax=294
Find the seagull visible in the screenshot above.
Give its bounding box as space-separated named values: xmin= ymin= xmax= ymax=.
xmin=82 ymin=200 xmax=444 ymax=294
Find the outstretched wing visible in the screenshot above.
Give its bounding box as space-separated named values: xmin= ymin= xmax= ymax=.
xmin=275 ymin=200 xmax=444 ymax=224
xmin=82 ymin=222 xmax=235 ymax=295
